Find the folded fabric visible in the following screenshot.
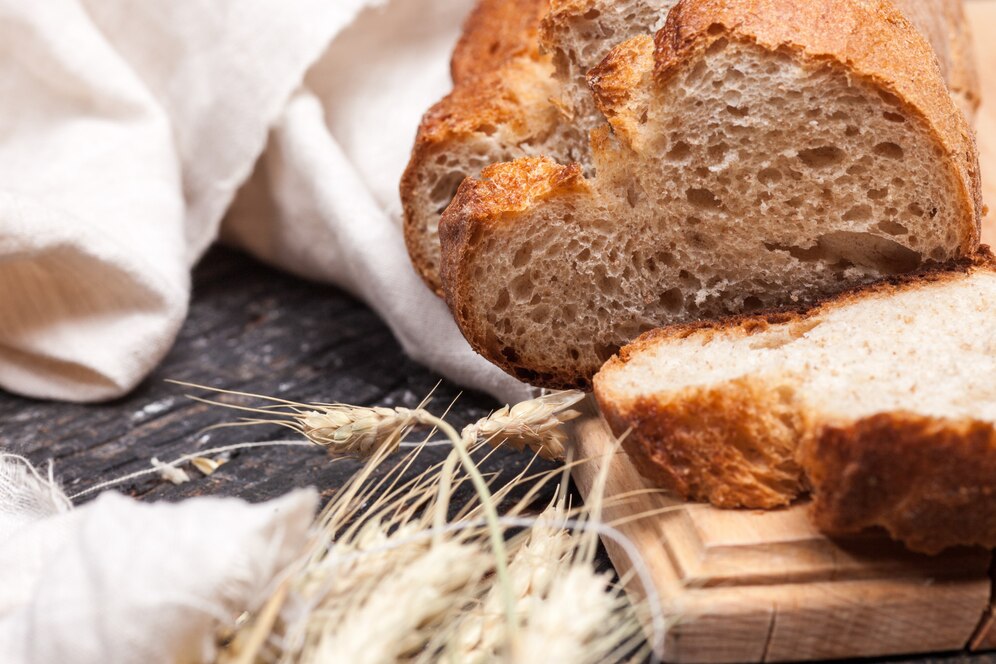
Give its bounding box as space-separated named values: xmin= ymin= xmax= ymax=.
xmin=0 ymin=0 xmax=531 ymax=406
xmin=0 ymin=454 xmax=316 ymax=664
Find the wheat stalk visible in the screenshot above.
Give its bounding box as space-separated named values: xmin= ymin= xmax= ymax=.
xmin=169 ymin=381 xmax=584 ymax=462
xmin=462 ymin=391 xmax=584 ymax=461
xmin=183 ymin=383 xmax=657 ymax=664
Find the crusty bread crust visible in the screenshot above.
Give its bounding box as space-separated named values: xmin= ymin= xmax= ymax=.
xmin=803 ymin=413 xmax=996 ymax=555
xmin=451 ymin=0 xmax=549 ymax=85
xmin=402 ymin=0 xmax=556 ymax=295
xmin=603 ymin=376 xmax=809 ymax=509
xmin=890 ymin=0 xmax=981 ymax=120
xmin=594 ymin=249 xmax=996 ymax=553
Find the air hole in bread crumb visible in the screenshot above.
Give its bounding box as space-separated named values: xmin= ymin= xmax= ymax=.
xmin=743 ymin=296 xmax=764 ymax=311
xmin=529 ymin=305 xmax=551 ymax=324
xmin=726 ymin=105 xmax=749 ymax=117
xmin=883 ymin=111 xmax=906 ymax=123
xmin=659 ymin=287 xmax=684 ymax=313
xmin=510 ymin=274 xmax=534 ymax=301
xmin=686 ymin=187 xmax=722 ymax=209
xmin=867 ymin=187 xmax=888 ymax=200
xmin=512 ymin=245 xmax=532 ymax=268
xmin=875 ymin=142 xmax=904 ymax=160
xmin=494 ymin=289 xmax=510 ymax=312
xmin=797 ymin=145 xmax=844 ymax=168
xmin=877 ymin=220 xmax=909 ymax=236
xmin=678 ymin=270 xmax=701 ymax=289
xmin=593 ymin=343 xmax=617 ymax=363
xmin=708 ymin=143 xmax=730 ymax=160
xmin=667 ymin=141 xmax=691 ymax=161
xmin=878 ymin=90 xmax=902 ymax=106
xmin=430 ymin=171 xmax=467 ymax=208
xmin=758 ymin=168 xmax=782 ymax=185
xmin=843 ymin=205 xmax=872 ymax=222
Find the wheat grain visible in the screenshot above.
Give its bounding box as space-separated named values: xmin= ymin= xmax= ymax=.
xmin=462 ymin=391 xmax=585 ymax=461
xmin=298 ymin=535 xmax=491 ymax=664
xmin=512 ymin=565 xmax=629 ymax=664
xmin=298 ymin=406 xmax=417 ymax=458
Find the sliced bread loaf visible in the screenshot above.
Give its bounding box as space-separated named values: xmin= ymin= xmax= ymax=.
xmin=440 ymin=0 xmax=982 ymax=389
xmin=593 ymin=253 xmax=996 ymax=554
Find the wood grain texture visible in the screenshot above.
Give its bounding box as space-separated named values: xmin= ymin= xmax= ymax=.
xmin=571 ymin=402 xmax=995 ymax=663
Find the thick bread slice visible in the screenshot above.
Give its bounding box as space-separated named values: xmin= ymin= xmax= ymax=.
xmin=593 ymin=253 xmax=996 ymax=554
xmin=440 ymin=0 xmax=982 ymax=390
xmin=403 ymin=0 xmax=680 ymax=294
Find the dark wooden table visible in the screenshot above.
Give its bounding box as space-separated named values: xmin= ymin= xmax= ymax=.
xmin=4 ymin=247 xmax=992 ymax=664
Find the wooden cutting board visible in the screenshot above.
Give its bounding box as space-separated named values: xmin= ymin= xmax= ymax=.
xmin=570 ymin=403 xmax=996 ymax=663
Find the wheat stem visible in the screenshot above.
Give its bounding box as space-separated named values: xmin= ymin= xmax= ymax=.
xmin=415 ymin=412 xmax=520 ymax=650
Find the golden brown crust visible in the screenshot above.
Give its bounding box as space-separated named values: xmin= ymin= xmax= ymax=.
xmin=587 ymin=35 xmax=657 ymax=147
xmin=598 ymin=376 xmax=808 ymax=508
xmin=451 ymin=0 xmax=550 ymax=85
xmin=802 ymin=414 xmax=996 ymax=555
xmin=648 ymin=0 xmax=981 ymax=253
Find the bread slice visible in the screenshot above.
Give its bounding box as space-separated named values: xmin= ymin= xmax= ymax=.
xmin=440 ymin=0 xmax=982 ymax=390
xmin=402 ymin=0 xmax=680 ymax=294
xmin=593 ymin=253 xmax=996 ymax=554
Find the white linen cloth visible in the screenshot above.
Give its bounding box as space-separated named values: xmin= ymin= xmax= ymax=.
xmin=0 ymin=0 xmax=531 ymax=406
xmin=0 ymin=455 xmax=316 ymax=664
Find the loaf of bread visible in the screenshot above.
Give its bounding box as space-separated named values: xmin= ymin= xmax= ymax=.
xmin=403 ymin=0 xmax=980 ymax=298
xmin=438 ymin=0 xmax=982 ymax=389
xmin=593 ymin=251 xmax=996 ymax=554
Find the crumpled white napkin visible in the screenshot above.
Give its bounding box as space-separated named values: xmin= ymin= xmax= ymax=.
xmin=0 ymin=455 xmax=316 ymax=664
xmin=0 ymin=0 xmax=531 ymax=406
